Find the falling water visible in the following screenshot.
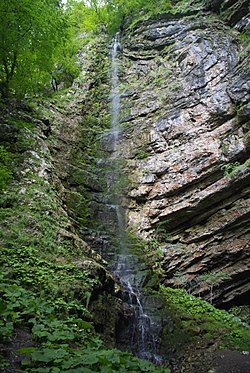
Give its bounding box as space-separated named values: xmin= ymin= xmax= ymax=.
xmin=113 ymin=255 xmax=163 ymax=363
xmin=108 ymin=33 xmax=163 ymax=363
xmin=110 ymin=32 xmax=121 ymax=143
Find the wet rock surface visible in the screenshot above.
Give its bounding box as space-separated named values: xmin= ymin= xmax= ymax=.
xmin=116 ymin=3 xmax=250 ymax=307
xmin=213 ymin=350 xmax=250 ymax=373
xmin=172 ymin=347 xmax=250 ymax=373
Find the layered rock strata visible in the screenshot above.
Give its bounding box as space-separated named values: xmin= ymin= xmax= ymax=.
xmin=116 ymin=2 xmax=250 ymax=307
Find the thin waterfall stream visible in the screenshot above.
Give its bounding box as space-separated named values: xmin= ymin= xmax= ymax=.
xmin=106 ymin=33 xmax=163 ymax=363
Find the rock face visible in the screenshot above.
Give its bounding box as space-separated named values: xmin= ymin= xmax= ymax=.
xmin=115 ymin=2 xmax=250 ymax=307
xmin=0 ymin=37 xmax=121 ymax=346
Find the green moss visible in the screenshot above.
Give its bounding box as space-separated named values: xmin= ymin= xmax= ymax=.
xmin=160 ymin=287 xmax=250 ymax=351
xmin=6 ymin=118 xmax=35 ymax=131
xmin=230 ymin=157 xmax=250 ymax=176
xmin=65 ymin=190 xmax=90 ymax=224
xmin=0 ymin=177 xmax=72 ymax=256
xmin=221 ymin=158 xmax=250 ymax=177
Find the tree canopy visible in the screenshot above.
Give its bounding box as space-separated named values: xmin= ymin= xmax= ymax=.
xmin=0 ymin=0 xmax=172 ymax=98
xmin=0 ymin=0 xmax=67 ymax=97
xmin=80 ymin=0 xmax=172 ymax=34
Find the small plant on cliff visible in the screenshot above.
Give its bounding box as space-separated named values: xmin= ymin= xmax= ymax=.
xmin=136 ymin=146 xmax=151 ymax=159
xmin=240 ymin=30 xmax=250 ymax=52
xmin=171 ymin=0 xmax=203 ymax=14
xmin=154 ymin=220 xmax=171 ymax=242
xmin=221 ymin=158 xmax=250 ymax=177
xmin=221 ymin=162 xmax=241 ymax=176
xmin=197 ymin=271 xmax=232 ymax=304
xmin=173 ymin=271 xmax=190 ymax=289
xmin=229 ymin=306 xmax=250 ymax=325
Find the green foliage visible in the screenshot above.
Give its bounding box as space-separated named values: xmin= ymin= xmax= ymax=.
xmin=170 ymin=0 xmax=203 ymax=14
xmin=235 ymin=101 xmax=246 ymax=114
xmin=229 ymin=306 xmax=250 ymax=325
xmin=198 ymin=271 xmax=231 ymax=286
xmin=240 ymin=30 xmax=250 ymax=51
xmin=5 ymin=117 xmax=35 ymax=130
xmin=136 ymin=147 xmax=151 ymax=159
xmin=0 ymin=0 xmax=67 ymax=97
xmin=104 ymin=0 xmax=172 ymax=33
xmin=66 ymin=190 xmax=90 ymax=224
xmin=160 ymin=286 xmax=250 ymax=351
xmin=124 ymin=231 xmax=165 ymax=281
xmin=172 ymin=270 xmax=233 ymax=304
xmin=19 ymin=345 xmax=169 ymax=372
xmin=0 ymin=278 xmax=98 ymax=369
xmin=0 ymin=246 xmax=97 ymax=340
xmin=0 ymin=246 xmax=169 ymax=371
xmin=196 ymin=271 xmax=232 ymax=304
xmin=51 ymin=2 xmax=97 ymax=88
xmin=66 ymin=0 xmax=102 ymax=33
xmin=0 ymin=179 xmax=65 ymax=253
xmin=230 ymin=158 xmax=250 ymax=176
xmin=154 ymin=220 xmax=171 ymax=241
xmin=0 ymin=246 xmax=98 ymax=303
xmin=0 ymin=145 xmax=13 ymax=190
xmin=221 ymin=161 xmax=241 ymax=176
xmin=221 ymin=158 xmax=250 ymax=177
xmin=67 ymin=0 xmax=172 ymax=35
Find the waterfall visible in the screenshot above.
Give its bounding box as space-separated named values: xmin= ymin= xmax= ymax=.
xmin=110 ymin=32 xmax=121 ymax=144
xmin=108 ymin=33 xmax=163 ymax=364
xmin=113 ymin=254 xmax=163 ymax=363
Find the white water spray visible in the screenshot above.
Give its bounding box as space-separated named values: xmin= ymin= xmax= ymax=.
xmin=110 ymin=32 xmax=121 ymax=142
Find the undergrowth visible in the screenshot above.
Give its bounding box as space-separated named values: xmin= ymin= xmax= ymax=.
xmin=0 ymin=99 xmax=169 ymax=371
xmin=0 ymin=246 xmax=169 ymax=372
xmin=0 ymin=145 xmax=13 ymax=190
xmin=161 ymin=286 xmax=250 ymax=351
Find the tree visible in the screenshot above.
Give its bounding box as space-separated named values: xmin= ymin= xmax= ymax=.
xmin=87 ymin=0 xmax=172 ymax=34
xmin=0 ymin=0 xmax=67 ymax=98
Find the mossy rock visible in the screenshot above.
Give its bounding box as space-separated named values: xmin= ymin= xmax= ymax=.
xmin=160 ymin=286 xmax=250 ymax=355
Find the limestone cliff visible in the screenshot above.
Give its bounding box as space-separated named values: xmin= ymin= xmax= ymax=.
xmin=114 ymin=0 xmax=250 ymax=308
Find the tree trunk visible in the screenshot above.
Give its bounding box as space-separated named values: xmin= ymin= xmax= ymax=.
xmin=0 ymin=53 xmax=17 ymax=98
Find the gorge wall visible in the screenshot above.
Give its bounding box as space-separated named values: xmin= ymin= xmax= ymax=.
xmin=112 ymin=0 xmax=250 ymax=308
xmin=1 ymin=1 xmax=250 ymax=371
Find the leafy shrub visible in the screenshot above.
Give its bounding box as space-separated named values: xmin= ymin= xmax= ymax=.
xmin=160 ymin=286 xmax=250 ymax=351
xmin=0 ymin=246 xmax=98 ymax=308
xmin=20 ymin=346 xmax=169 ymax=372
xmin=0 ymin=247 xmax=169 ymax=371
xmin=221 ymin=158 xmax=250 ymax=177
xmin=0 ymin=146 xmax=13 ymax=190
